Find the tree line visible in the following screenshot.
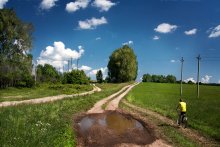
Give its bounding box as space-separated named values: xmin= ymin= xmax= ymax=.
xmin=142 ymin=74 xmax=176 ymax=83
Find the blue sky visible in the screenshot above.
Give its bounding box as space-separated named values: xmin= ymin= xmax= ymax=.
xmin=2 ymin=0 xmax=220 ymax=83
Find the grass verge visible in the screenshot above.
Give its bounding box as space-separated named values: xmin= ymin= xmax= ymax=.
xmin=0 ymin=83 xmax=128 ymax=146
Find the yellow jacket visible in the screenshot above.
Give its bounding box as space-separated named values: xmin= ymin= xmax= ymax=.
xmin=179 ymin=102 xmax=186 ymax=112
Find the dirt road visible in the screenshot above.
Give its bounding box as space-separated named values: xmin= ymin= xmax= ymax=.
xmin=77 ymin=83 xmax=171 ymax=147
xmin=87 ymin=83 xmax=138 ymax=114
xmin=0 ymin=84 xmax=101 ymax=108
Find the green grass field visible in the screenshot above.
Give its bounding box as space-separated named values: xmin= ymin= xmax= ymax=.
xmin=0 ymin=83 xmax=128 ymax=146
xmin=126 ymin=82 xmax=220 ymax=141
xmin=0 ymin=84 xmax=93 ymax=102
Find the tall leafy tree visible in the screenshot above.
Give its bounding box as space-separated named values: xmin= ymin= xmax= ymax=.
xmin=36 ymin=64 xmax=60 ymax=83
xmin=0 ymin=9 xmax=34 ymax=88
xmin=96 ymin=70 xmax=103 ymax=83
xmin=107 ymin=45 xmax=138 ymax=83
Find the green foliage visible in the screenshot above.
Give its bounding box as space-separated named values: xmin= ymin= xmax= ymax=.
xmin=0 ymin=9 xmax=34 ymax=88
xmin=62 ymin=70 xmax=89 ymax=85
xmin=96 ymin=70 xmax=103 ymax=83
xmin=126 ymin=82 xmax=220 ymax=141
xmin=36 ymin=64 xmax=61 ymax=83
xmin=142 ymin=74 xmax=176 ymax=83
xmin=107 ymin=45 xmax=138 ymax=83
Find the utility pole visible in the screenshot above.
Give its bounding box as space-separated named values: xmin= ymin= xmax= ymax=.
xmin=180 ymin=57 xmax=184 ymax=97
xmin=63 ymin=65 xmax=65 ymax=73
xmin=197 ymin=54 xmax=201 ymax=98
xmin=77 ymin=58 xmax=79 ymax=70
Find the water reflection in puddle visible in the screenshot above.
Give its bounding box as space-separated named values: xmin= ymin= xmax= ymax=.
xmin=79 ymin=111 xmax=144 ymax=135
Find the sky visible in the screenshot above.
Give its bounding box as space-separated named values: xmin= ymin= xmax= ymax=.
xmin=1 ymin=0 xmax=220 ymax=83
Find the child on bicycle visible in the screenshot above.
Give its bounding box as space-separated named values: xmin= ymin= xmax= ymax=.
xmin=176 ymin=98 xmax=186 ymax=125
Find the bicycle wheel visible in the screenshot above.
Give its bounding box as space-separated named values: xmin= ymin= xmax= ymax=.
xmin=183 ymin=117 xmax=187 ymax=128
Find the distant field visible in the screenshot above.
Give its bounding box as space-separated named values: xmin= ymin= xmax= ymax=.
xmin=126 ymin=82 xmax=220 ymax=141
xmin=0 ymin=83 xmax=129 ymax=146
xmin=0 ymin=84 xmax=93 ymax=102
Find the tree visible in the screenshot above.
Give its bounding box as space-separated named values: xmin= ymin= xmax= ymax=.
xmin=107 ymin=45 xmax=138 ymax=83
xmin=142 ymin=74 xmax=152 ymax=82
xmin=142 ymin=74 xmax=177 ymax=84
xmin=96 ymin=70 xmax=103 ymax=83
xmin=36 ymin=64 xmax=60 ymax=83
xmin=62 ymin=70 xmax=89 ymax=84
xmin=0 ymin=9 xmax=34 ymax=88
xmin=166 ymin=75 xmax=176 ymax=83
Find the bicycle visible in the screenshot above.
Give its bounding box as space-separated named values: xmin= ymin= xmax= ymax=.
xmin=176 ymin=110 xmax=188 ymax=128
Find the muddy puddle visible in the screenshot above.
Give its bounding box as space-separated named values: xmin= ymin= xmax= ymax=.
xmin=75 ymin=111 xmax=156 ymax=146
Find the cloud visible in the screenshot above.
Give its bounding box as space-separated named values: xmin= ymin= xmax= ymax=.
xmin=92 ymin=0 xmax=116 ymax=12
xmin=170 ymin=59 xmax=179 ymax=63
xmin=37 ymin=41 xmax=84 ymax=69
xmin=96 ymin=37 xmax=101 ymax=40
xmin=218 ymin=80 xmax=220 ymax=84
xmin=79 ymin=65 xmax=92 ymax=71
xmin=78 ymin=16 xmax=107 ymax=30
xmin=40 ymin=0 xmax=58 ymax=10
xmin=122 ymin=40 xmax=133 ymax=46
xmin=184 ymin=28 xmax=197 ymax=35
xmin=154 ymin=23 xmax=178 ymax=33
xmin=153 ymin=35 xmax=160 ymax=40
xmin=208 ymin=25 xmax=220 ymax=38
xmin=66 ymin=0 xmax=90 ymax=13
xmin=184 ymin=77 xmax=196 ymax=83
xmin=88 ymin=67 xmax=108 ymax=79
xmin=201 ymin=75 xmax=212 ymax=83
xmin=0 ymin=0 xmax=8 ymax=9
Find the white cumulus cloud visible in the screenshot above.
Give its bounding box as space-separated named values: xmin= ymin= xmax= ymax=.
xmin=37 ymin=41 xmax=84 ymax=69
xmin=184 ymin=28 xmax=197 ymax=35
xmin=218 ymin=80 xmax=220 ymax=84
xmin=184 ymin=77 xmax=196 ymax=83
xmin=0 ymin=0 xmax=8 ymax=9
xmin=208 ymin=25 xmax=220 ymax=38
xmin=78 ymin=16 xmax=107 ymax=29
xmin=66 ymin=0 xmax=90 ymax=13
xmin=153 ymin=35 xmax=160 ymax=40
xmin=201 ymin=75 xmax=212 ymax=83
xmin=79 ymin=65 xmax=92 ymax=71
xmin=40 ymin=0 xmax=58 ymax=10
xmin=154 ymin=23 xmax=178 ymax=33
xmin=122 ymin=40 xmax=133 ymax=46
xmin=92 ymin=0 xmax=116 ymax=12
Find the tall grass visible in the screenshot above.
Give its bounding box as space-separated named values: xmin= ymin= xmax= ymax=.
xmin=0 ymin=83 xmax=128 ymax=146
xmin=126 ymin=82 xmax=220 ymax=141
